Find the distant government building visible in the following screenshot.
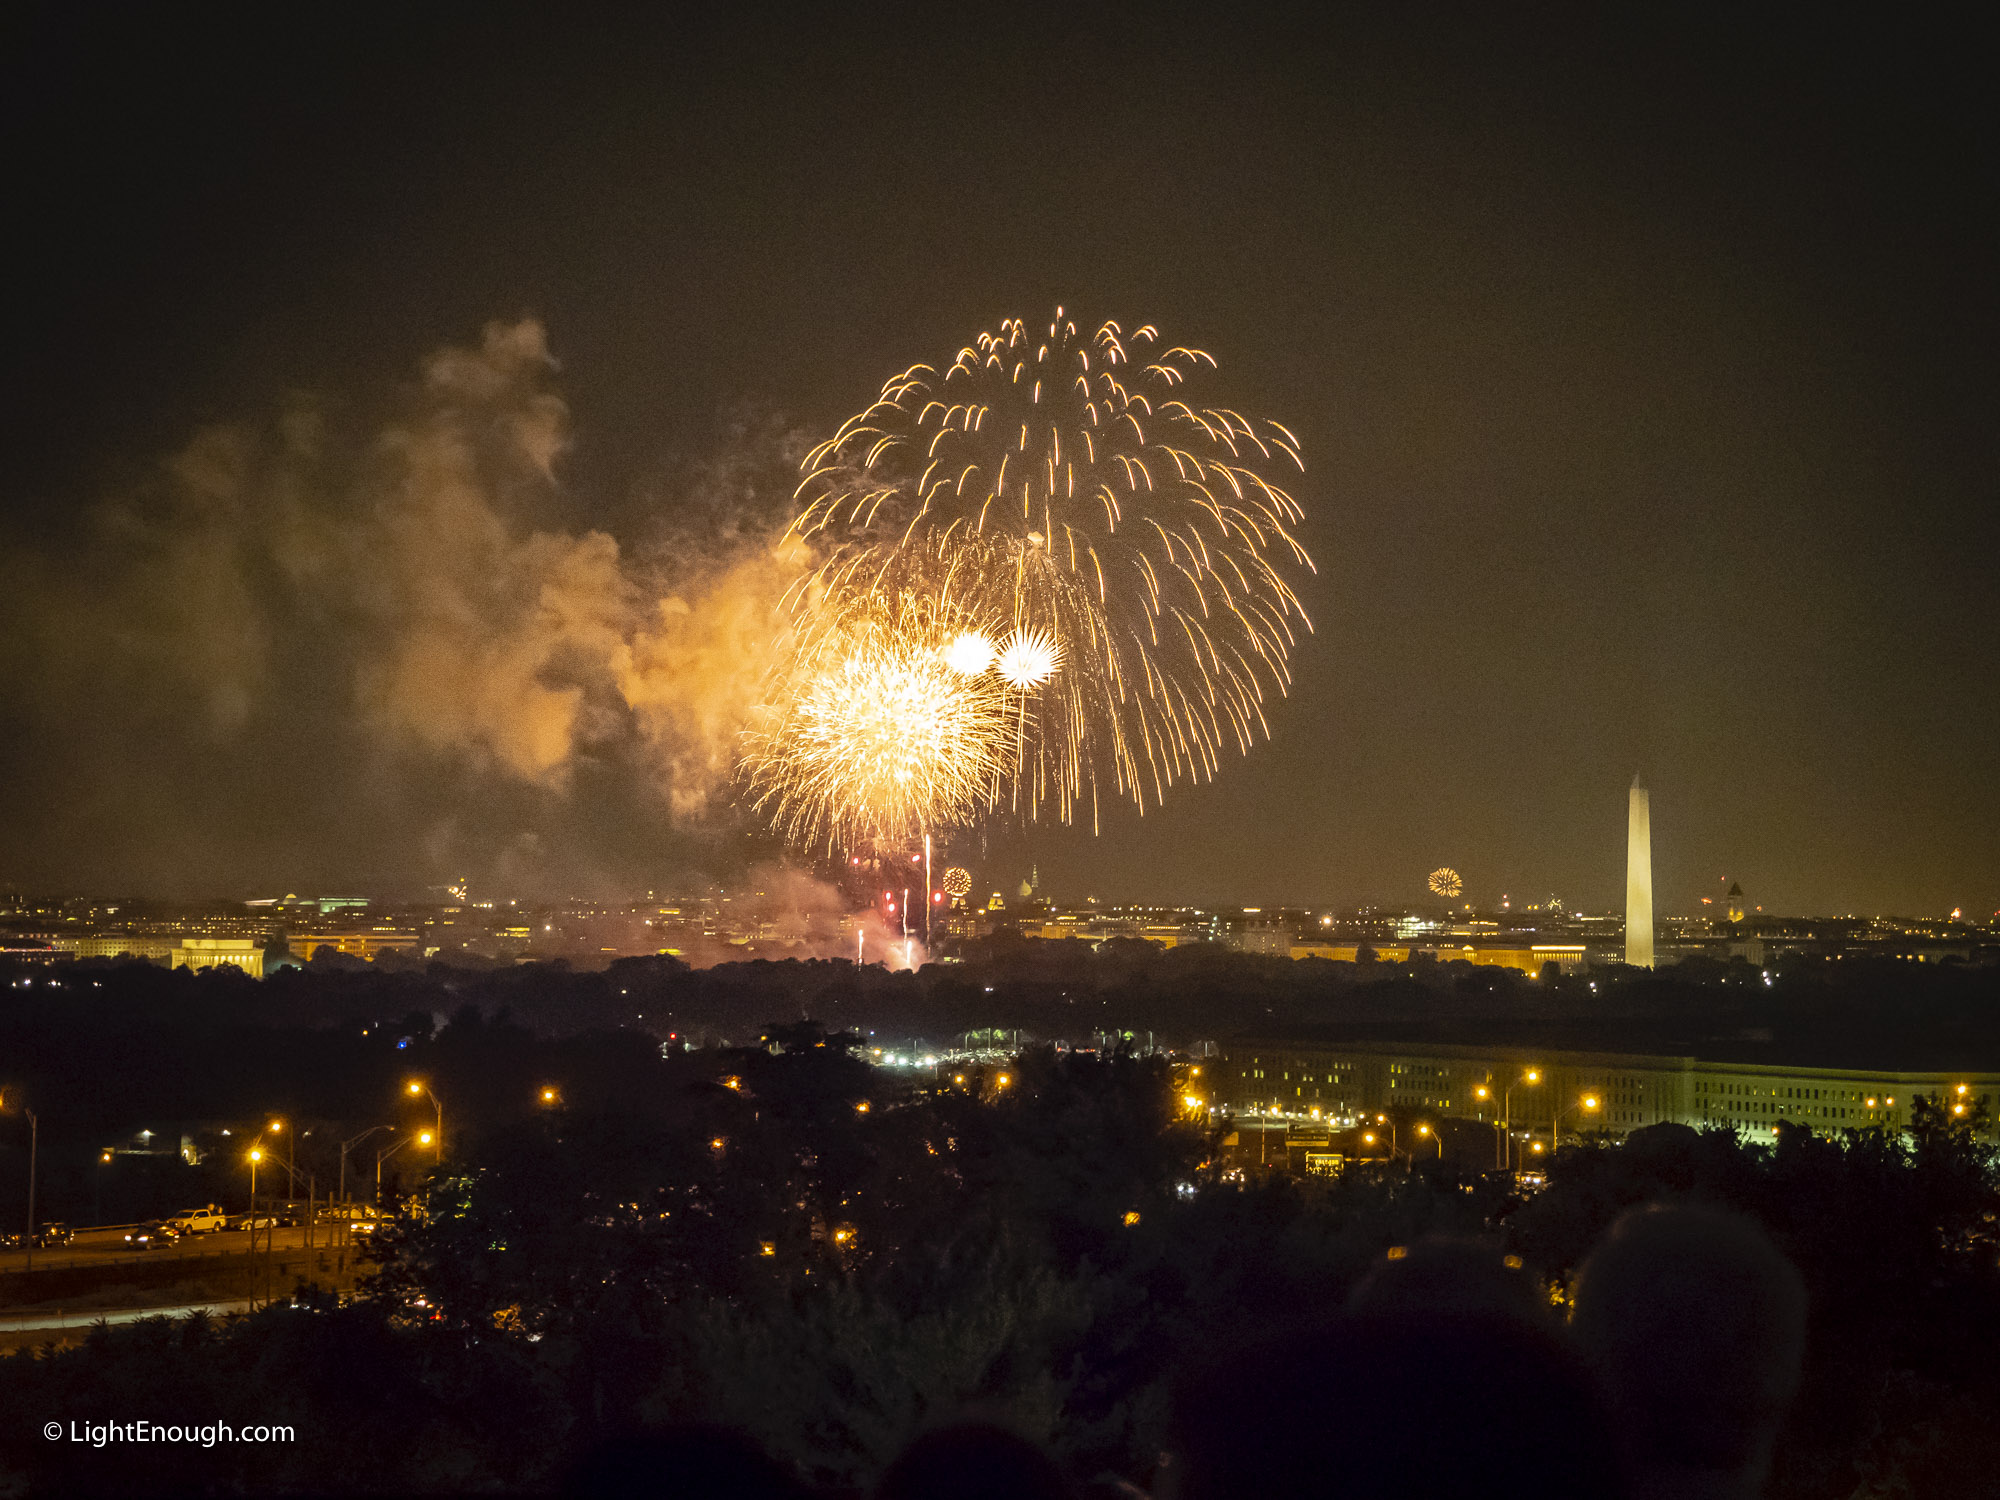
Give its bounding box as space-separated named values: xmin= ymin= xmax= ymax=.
xmin=1216 ymin=1037 xmax=2000 ymax=1148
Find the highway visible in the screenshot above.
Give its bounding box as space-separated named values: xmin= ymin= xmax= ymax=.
xmin=0 ymin=1298 xmax=258 ymax=1335
xmin=0 ymin=1224 xmax=351 ymax=1275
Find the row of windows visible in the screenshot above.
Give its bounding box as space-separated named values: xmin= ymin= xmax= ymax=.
xmin=1705 ymin=1103 xmax=1883 ymax=1122
xmin=1234 ymin=1058 xmax=1995 ymax=1129
xmin=1695 ymin=1082 xmax=1922 ymax=1103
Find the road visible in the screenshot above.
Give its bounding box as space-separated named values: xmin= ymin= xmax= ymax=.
xmin=0 ymin=1225 xmax=349 ymax=1275
xmin=0 ymin=1298 xmax=258 ymax=1334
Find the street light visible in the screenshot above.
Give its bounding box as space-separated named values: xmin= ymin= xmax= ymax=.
xmin=1550 ymin=1093 xmax=1602 ymax=1156
xmin=1415 ymin=1122 xmax=1443 ymax=1159
xmin=269 ymin=1118 xmax=297 ymax=1210
xmin=539 ymin=1086 xmax=559 ymax=1105
xmin=1473 ymin=1080 xmax=1511 ymax=1169
xmin=1502 ymin=1069 xmax=1543 ymax=1171
xmin=339 ymin=1126 xmax=392 ymax=1205
xmin=375 ymin=1132 xmax=425 ymax=1201
xmin=3 ymin=1096 xmax=41 ymax=1273
xmin=406 ymin=1081 xmax=443 ymax=1162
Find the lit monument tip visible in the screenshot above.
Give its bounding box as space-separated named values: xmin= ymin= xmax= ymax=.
xmin=1626 ymin=773 xmax=1654 ymax=968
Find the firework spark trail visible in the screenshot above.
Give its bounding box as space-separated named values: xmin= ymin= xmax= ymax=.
xmin=759 ymin=310 xmax=1314 ymax=838
xmin=752 ymin=308 xmax=1312 ymax=848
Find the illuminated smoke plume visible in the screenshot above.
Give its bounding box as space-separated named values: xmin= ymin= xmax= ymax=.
xmin=0 ymin=320 xmax=804 ymax=891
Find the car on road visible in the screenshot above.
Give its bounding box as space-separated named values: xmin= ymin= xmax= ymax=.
xmin=124 ymin=1222 xmax=181 ymax=1250
xmin=231 ymin=1212 xmax=276 ymax=1230
xmin=165 ymin=1205 xmax=228 ymax=1235
xmin=33 ymin=1222 xmax=74 ymax=1249
xmin=0 ymin=1232 xmax=26 ymax=1251
xmin=317 ymin=1204 xmax=386 ymax=1234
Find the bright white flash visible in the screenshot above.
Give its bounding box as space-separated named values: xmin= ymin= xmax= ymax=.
xmin=942 ymin=630 xmax=996 ymax=676
xmin=996 ymin=626 xmax=1061 ymax=689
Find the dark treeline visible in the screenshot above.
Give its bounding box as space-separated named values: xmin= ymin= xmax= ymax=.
xmin=1 ymin=1027 xmax=1997 ymax=1495
xmin=4 ymin=947 xmax=1999 ymax=1227
xmin=11 ymin=939 xmax=2000 ymax=1073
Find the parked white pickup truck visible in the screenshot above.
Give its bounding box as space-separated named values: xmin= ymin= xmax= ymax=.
xmin=165 ymin=1204 xmax=228 ymax=1234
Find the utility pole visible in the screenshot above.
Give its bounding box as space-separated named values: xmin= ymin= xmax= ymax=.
xmin=23 ymin=1108 xmax=37 ymax=1275
xmin=339 ymin=1126 xmax=390 ymax=1205
xmin=247 ymin=1146 xmax=264 ymax=1293
xmin=405 ymin=1083 xmax=443 ymax=1163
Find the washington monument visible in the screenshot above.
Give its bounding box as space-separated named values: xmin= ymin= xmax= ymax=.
xmin=1626 ymin=774 xmax=1654 ymax=967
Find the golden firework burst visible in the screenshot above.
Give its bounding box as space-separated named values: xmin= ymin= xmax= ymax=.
xmin=782 ymin=309 xmax=1314 ymax=831
xmin=741 ymin=592 xmax=1022 ymax=849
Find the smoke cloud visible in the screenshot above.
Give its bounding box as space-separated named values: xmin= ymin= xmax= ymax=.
xmin=0 ymin=320 xmax=809 ymax=894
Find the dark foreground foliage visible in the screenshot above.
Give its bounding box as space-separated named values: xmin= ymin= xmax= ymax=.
xmin=2 ymin=1035 xmax=1997 ymax=1496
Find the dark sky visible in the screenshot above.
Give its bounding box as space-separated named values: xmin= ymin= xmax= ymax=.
xmin=4 ymin=5 xmax=1995 ymax=916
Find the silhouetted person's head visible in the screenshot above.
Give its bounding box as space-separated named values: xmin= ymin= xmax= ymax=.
xmin=876 ymin=1422 xmax=1073 ymax=1500
xmin=1571 ymin=1205 xmax=1807 ymax=1499
xmin=561 ymin=1424 xmax=809 ymax=1499
xmin=1175 ymin=1307 xmax=1621 ymax=1500
xmin=1348 ymin=1235 xmax=1550 ymax=1325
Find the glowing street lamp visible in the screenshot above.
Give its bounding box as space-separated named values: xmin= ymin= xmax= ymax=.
xmin=268 ymin=1118 xmax=298 ymax=1202
xmin=374 ymin=1133 xmax=422 ymax=1202
xmin=1551 ymin=1093 xmax=1602 ymax=1155
xmin=539 ymin=1086 xmax=560 ymax=1106
xmin=1502 ymin=1069 xmax=1543 ymax=1171
xmin=339 ymin=1125 xmax=391 ymax=1206
xmin=1415 ymin=1123 xmax=1443 ymax=1159
xmin=406 ymin=1081 xmax=443 ymax=1162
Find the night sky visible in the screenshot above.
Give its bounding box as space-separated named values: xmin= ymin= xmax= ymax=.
xmin=4 ymin=7 xmax=1994 ymax=916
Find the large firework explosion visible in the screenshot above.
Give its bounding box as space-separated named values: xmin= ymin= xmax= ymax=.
xmin=739 ymin=591 xmax=1020 ymax=849
xmin=748 ymin=310 xmax=1314 ymax=847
